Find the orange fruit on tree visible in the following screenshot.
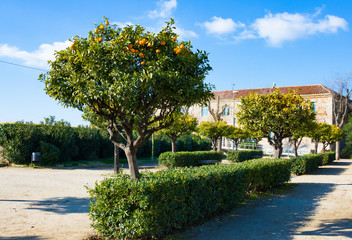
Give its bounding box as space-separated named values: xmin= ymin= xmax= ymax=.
xmin=94 ymin=29 xmax=99 ymax=33
xmin=173 ymin=36 xmax=177 ymax=41
xmin=70 ymin=44 xmax=75 ymax=50
xmin=135 ymin=40 xmax=140 ymax=45
xmin=128 ymin=44 xmax=133 ymax=49
xmin=141 ymin=61 xmax=145 ymax=65
xmin=176 ymin=49 xmax=181 ymax=54
xmin=156 ymin=49 xmax=161 ymax=53
xmin=98 ymin=37 xmax=103 ymax=42
xmin=147 ymin=43 xmax=153 ymax=47
xmin=139 ymin=52 xmax=144 ymax=57
xmin=124 ymin=48 xmax=129 ymax=52
xmin=161 ymin=40 xmax=166 ymax=45
xmin=130 ymin=49 xmax=135 ymax=53
xmin=135 ymin=49 xmax=138 ymax=53
xmin=180 ymin=44 xmax=184 ymax=49
xmin=105 ymin=21 xmax=109 ymax=25
xmin=99 ymin=24 xmax=105 ymax=30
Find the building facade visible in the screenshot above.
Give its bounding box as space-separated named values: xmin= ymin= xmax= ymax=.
xmin=188 ymin=84 xmax=337 ymax=155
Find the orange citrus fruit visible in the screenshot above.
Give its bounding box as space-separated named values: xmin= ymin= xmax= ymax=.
xmin=98 ymin=37 xmax=103 ymax=42
xmin=130 ymin=49 xmax=135 ymax=53
xmin=176 ymin=49 xmax=181 ymax=54
xmin=105 ymin=21 xmax=109 ymax=25
xmin=180 ymin=44 xmax=184 ymax=49
xmin=94 ymin=29 xmax=99 ymax=33
xmin=147 ymin=43 xmax=153 ymax=47
xmin=70 ymin=44 xmax=75 ymax=50
xmin=141 ymin=61 xmax=145 ymax=65
xmin=161 ymin=40 xmax=166 ymax=45
xmin=99 ymin=24 xmax=105 ymax=30
xmin=128 ymin=44 xmax=133 ymax=49
xmin=156 ymin=49 xmax=161 ymax=53
xmin=139 ymin=53 xmax=144 ymax=57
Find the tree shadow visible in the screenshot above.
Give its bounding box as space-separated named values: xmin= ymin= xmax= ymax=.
xmin=0 ymin=236 xmax=46 ymax=239
xmin=187 ymin=160 xmax=352 ymax=239
xmin=0 ymin=197 xmax=89 ymax=214
xmin=295 ymin=218 xmax=352 ymax=238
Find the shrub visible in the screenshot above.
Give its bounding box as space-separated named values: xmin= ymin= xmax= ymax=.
xmin=87 ymin=158 xmax=291 ymax=239
xmin=290 ymin=152 xmax=335 ymax=175
xmin=40 ymin=141 xmax=60 ymax=166
xmin=227 ymin=150 xmax=263 ymax=162
xmin=158 ymin=151 xmax=223 ymax=168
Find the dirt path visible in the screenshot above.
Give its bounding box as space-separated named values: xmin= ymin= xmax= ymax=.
xmin=1 ymin=160 xmax=351 ymax=239
xmin=0 ymin=164 xmax=161 ymax=240
xmin=187 ymin=159 xmax=352 ymax=240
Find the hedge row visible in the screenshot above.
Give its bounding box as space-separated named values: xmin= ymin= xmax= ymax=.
xmin=227 ymin=150 xmax=263 ymax=162
xmin=87 ymin=158 xmax=292 ymax=239
xmin=158 ymin=151 xmax=223 ymax=168
xmin=290 ymin=152 xmax=335 ymax=175
xmin=0 ymin=122 xmax=211 ymax=165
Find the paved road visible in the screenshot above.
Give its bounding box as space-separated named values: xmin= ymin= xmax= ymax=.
xmin=187 ymin=159 xmax=352 ymax=240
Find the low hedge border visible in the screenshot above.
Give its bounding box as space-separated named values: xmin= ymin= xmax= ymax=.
xmin=290 ymin=152 xmax=335 ymax=175
xmin=158 ymin=151 xmax=223 ymax=168
xmin=227 ymin=150 xmax=263 ymax=162
xmin=87 ymin=158 xmax=291 ymax=239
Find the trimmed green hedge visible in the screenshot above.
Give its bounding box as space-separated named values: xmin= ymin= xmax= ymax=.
xmin=290 ymin=152 xmax=335 ymax=175
xmin=158 ymin=151 xmax=223 ymax=168
xmin=87 ymin=158 xmax=291 ymax=239
xmin=227 ymin=150 xmax=263 ymax=162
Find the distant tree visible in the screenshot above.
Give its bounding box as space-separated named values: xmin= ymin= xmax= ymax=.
xmin=197 ymin=121 xmax=229 ymax=151
xmin=157 ymin=112 xmax=198 ymax=152
xmin=40 ymin=19 xmax=213 ymax=179
xmin=247 ymin=130 xmax=263 ymax=150
xmin=225 ymin=126 xmax=249 ymax=151
xmin=321 ymin=124 xmax=343 ymax=153
xmin=330 ymin=74 xmax=351 ymax=159
xmin=237 ymin=89 xmax=315 ymax=158
xmin=291 ymin=121 xmax=313 ymax=157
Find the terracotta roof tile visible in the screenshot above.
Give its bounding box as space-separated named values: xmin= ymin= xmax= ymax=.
xmin=212 ymin=84 xmax=332 ymax=99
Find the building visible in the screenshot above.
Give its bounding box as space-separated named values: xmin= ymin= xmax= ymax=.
xmin=187 ymin=84 xmax=340 ymax=155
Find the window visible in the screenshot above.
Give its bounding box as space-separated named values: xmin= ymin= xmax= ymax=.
xmin=201 ymin=106 xmax=208 ymax=117
xmin=312 ymin=102 xmax=316 ymax=113
xmin=222 ymin=106 xmax=230 ymax=116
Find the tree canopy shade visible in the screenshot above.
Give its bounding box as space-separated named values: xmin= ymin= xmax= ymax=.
xmin=157 ymin=112 xmax=198 ymax=152
xmin=40 ymin=18 xmax=213 ymax=179
xmin=237 ymin=89 xmax=315 ymax=158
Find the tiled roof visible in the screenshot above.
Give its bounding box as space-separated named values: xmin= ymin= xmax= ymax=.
xmin=213 ymin=84 xmax=333 ymax=99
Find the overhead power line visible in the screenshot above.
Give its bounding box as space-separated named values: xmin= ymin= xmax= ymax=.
xmin=0 ymin=60 xmax=47 ymax=72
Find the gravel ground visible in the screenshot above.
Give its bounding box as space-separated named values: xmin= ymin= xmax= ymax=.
xmin=0 ymin=160 xmax=351 ymax=240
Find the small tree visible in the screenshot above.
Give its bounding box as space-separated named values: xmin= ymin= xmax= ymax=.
xmin=291 ymin=121 xmax=313 ymax=157
xmin=197 ymin=121 xmax=229 ymax=151
xmin=321 ymin=124 xmax=344 ymax=153
xmin=247 ymin=130 xmax=263 ymax=149
xmin=308 ymin=122 xmax=330 ymax=153
xmin=237 ymin=89 xmax=315 ymax=158
xmin=225 ymin=126 xmax=249 ymax=150
xmin=157 ymin=112 xmax=198 ymax=152
xmin=41 ymin=18 xmax=213 ymax=179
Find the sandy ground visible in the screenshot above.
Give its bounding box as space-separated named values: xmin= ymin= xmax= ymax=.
xmin=0 ymin=164 xmax=161 ymax=240
xmin=187 ymin=159 xmax=352 ymax=240
xmin=0 ymin=160 xmax=351 ymax=240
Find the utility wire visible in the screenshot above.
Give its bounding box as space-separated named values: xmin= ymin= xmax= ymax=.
xmin=0 ymin=60 xmax=47 ymax=72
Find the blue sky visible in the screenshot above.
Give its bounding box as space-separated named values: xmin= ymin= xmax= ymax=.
xmin=0 ymin=0 xmax=351 ymax=126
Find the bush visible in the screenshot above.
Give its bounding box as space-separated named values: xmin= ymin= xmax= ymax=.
xmin=227 ymin=150 xmax=263 ymax=162
xmin=87 ymin=158 xmax=291 ymax=239
xmin=40 ymin=141 xmax=60 ymax=165
xmin=158 ymin=151 xmax=223 ymax=168
xmin=290 ymin=152 xmax=335 ymax=175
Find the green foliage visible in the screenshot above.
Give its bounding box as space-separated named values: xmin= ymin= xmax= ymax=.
xmin=87 ymin=158 xmax=291 ymax=239
xmin=237 ymin=89 xmax=315 ymax=158
xmin=290 ymin=152 xmax=335 ymax=175
xmin=225 ymin=126 xmax=249 ymax=150
xmin=0 ymin=122 xmax=112 ymax=165
xmin=41 ymin=18 xmax=213 ymax=178
xmin=39 ymin=141 xmax=60 ymax=165
xmin=158 ymin=151 xmax=223 ymax=168
xmin=227 ymin=150 xmax=263 ymax=162
xmin=197 ymin=121 xmax=229 ymax=150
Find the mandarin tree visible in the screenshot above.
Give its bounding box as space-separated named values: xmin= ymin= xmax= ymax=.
xmin=40 ymin=18 xmax=213 ymax=179
xmin=225 ymin=126 xmax=249 ymax=151
xmin=237 ymin=88 xmax=315 ymax=158
xmin=157 ymin=112 xmax=198 ymax=152
xmin=197 ymin=121 xmax=229 ymax=151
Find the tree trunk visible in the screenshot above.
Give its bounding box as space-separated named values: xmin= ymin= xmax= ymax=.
xmin=171 ymin=138 xmax=176 ymax=153
xmin=217 ymin=138 xmax=222 ymax=152
xmin=211 ymin=139 xmax=216 ymax=151
xmin=125 ymin=146 xmax=139 ymax=180
xmin=336 ymin=141 xmax=340 ymax=160
xmin=314 ymin=142 xmax=318 ymax=154
xmin=235 ymin=142 xmax=238 ymax=151
xmin=113 ymin=143 xmax=119 ymax=174
xmin=293 ymin=139 xmax=298 ymax=157
xmin=273 ymin=144 xmax=283 ymax=158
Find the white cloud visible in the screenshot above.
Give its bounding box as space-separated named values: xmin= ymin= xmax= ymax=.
xmin=251 ymin=12 xmax=348 ymax=47
xmin=148 ymin=0 xmax=177 ymax=19
xmin=0 ymin=41 xmax=71 ymax=68
xmin=202 ymin=16 xmax=245 ymax=35
xmin=174 ymin=25 xmax=198 ymax=39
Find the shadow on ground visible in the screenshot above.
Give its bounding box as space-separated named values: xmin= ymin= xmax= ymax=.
xmin=0 ymin=197 xmax=89 ymax=214
xmin=0 ymin=236 xmax=46 ymax=240
xmin=182 ymin=160 xmax=352 ymax=240
xmin=295 ymin=218 xmax=352 ymax=238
